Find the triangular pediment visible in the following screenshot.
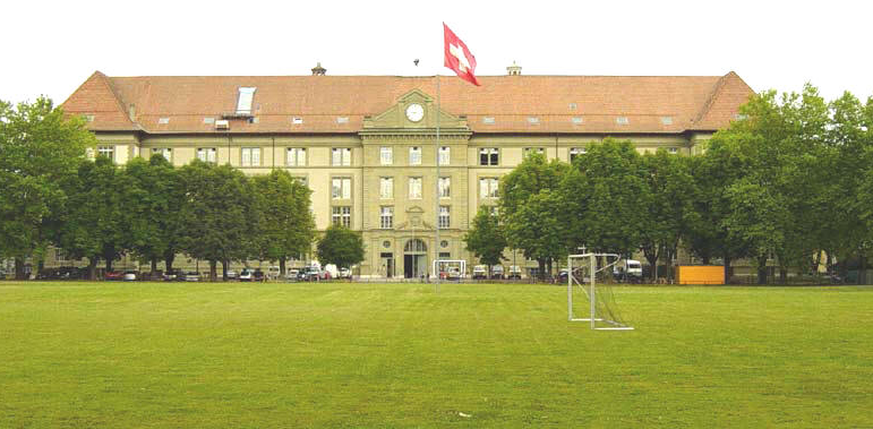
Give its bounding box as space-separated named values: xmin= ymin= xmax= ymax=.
xmin=362 ymin=89 xmax=469 ymax=132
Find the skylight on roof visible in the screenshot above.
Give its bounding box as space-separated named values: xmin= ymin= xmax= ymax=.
xmin=571 ymin=117 xmax=583 ymax=124
xmin=661 ymin=116 xmax=673 ymax=125
xmin=236 ymin=87 xmax=256 ymax=115
xmin=527 ymin=117 xmax=540 ymax=124
xmin=292 ymin=117 xmax=303 ymax=125
xmin=569 ymin=103 xmax=577 ymax=110
xmin=483 ymin=117 xmax=495 ymax=124
xmin=203 ymin=117 xmax=215 ymax=124
xmin=336 ymin=117 xmax=349 ymax=124
xmin=158 ymin=117 xmax=170 ymax=124
xmin=616 ymin=117 xmax=629 ymax=125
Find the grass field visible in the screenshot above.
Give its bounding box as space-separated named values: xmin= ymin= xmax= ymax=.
xmin=1 ymin=282 xmax=872 ymax=428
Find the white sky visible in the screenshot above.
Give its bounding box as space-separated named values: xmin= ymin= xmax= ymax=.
xmin=1 ymin=0 xmax=870 ymax=106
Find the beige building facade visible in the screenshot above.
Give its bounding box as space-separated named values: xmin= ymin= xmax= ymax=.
xmin=60 ymin=67 xmax=754 ymax=278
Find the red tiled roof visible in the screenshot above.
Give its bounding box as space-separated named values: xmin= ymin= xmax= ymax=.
xmin=62 ymin=72 xmax=754 ymax=134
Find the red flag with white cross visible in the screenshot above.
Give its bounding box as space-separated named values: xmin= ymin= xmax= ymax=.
xmin=443 ymin=23 xmax=481 ymax=86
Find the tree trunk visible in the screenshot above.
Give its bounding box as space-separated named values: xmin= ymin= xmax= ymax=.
xmin=779 ymin=268 xmax=788 ymax=284
xmin=547 ymin=259 xmax=553 ymax=281
xmin=279 ymin=258 xmax=286 ymax=277
xmin=14 ymin=257 xmax=26 ymax=280
xmin=151 ymin=258 xmax=158 ymax=275
xmin=860 ymin=254 xmax=868 ymax=285
xmin=757 ymin=255 xmax=768 ymax=285
xmin=723 ymin=255 xmax=731 ymax=285
xmin=209 ymin=260 xmax=218 ymax=282
xmin=165 ymin=253 xmax=175 ymax=273
xmin=105 ymin=258 xmax=113 ymax=272
xmin=88 ymin=258 xmax=98 ymax=280
xmin=221 ymin=260 xmax=228 ymax=281
xmin=537 ymin=259 xmax=546 ymax=282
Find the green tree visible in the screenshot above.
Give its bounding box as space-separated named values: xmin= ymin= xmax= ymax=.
xmin=178 ymin=161 xmax=256 ymax=280
xmin=463 ymin=206 xmax=507 ymax=277
xmin=316 ymin=225 xmax=364 ymax=274
xmin=121 ymin=155 xmax=185 ymax=274
xmin=57 ymin=156 xmax=128 ymax=278
xmin=0 ymin=97 xmax=94 ymax=279
xmin=252 ymin=170 xmax=315 ymax=276
xmin=499 ymin=152 xmax=570 ymax=280
xmin=571 ymin=139 xmax=648 ymax=257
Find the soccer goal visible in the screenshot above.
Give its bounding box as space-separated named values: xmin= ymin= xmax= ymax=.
xmin=567 ymin=252 xmax=634 ymax=331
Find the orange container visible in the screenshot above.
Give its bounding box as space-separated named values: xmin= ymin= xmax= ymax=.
xmin=677 ymin=266 xmax=724 ymax=285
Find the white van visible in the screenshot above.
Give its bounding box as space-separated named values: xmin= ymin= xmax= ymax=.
xmin=614 ymin=259 xmax=643 ymax=282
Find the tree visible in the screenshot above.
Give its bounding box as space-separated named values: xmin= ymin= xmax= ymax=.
xmin=499 ymin=152 xmax=570 ymax=280
xmin=639 ymin=150 xmax=697 ymax=282
xmin=316 ymin=225 xmax=364 ymax=273
xmin=121 ymin=155 xmax=185 ymax=274
xmin=0 ymin=97 xmax=94 ymax=279
xmin=57 ymin=156 xmax=128 ymax=278
xmin=571 ymin=139 xmax=648 ymax=257
xmin=178 ymin=161 xmax=256 ymax=280
xmin=463 ymin=206 xmax=507 ymax=277
xmin=252 ymin=170 xmax=315 ymax=276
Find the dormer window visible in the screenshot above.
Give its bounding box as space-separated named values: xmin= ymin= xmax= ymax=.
xmin=236 ymin=87 xmax=256 ymax=115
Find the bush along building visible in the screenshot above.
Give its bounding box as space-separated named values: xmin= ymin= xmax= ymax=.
xmin=58 ymin=64 xmax=753 ymax=278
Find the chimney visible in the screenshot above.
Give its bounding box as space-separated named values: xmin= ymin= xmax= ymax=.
xmin=128 ymin=103 xmax=136 ymax=121
xmin=311 ymin=62 xmax=326 ymax=76
xmin=507 ymin=61 xmax=522 ymax=76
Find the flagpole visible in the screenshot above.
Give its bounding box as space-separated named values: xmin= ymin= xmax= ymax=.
xmin=435 ymin=72 xmax=441 ymax=293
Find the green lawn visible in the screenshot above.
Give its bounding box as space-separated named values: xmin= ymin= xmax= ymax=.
xmin=1 ymin=282 xmax=871 ymax=428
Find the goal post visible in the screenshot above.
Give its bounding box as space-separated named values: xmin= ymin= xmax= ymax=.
xmin=568 ymin=253 xmax=634 ymax=331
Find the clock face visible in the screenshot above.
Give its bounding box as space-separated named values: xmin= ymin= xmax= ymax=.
xmin=406 ymin=103 xmax=425 ymax=122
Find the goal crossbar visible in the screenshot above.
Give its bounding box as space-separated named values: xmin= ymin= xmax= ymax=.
xmin=567 ymin=253 xmax=634 ymax=331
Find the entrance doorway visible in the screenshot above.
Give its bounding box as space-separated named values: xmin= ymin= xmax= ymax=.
xmin=403 ymin=239 xmax=428 ymax=279
xmin=380 ymin=252 xmax=394 ymax=278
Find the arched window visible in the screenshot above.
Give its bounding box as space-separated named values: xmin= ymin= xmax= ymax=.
xmin=404 ymin=239 xmax=428 ymax=253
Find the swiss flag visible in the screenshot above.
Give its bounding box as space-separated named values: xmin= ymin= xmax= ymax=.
xmin=443 ymin=23 xmax=481 ymax=86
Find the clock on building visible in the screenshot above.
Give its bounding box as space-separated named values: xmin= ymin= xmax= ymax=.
xmin=405 ymin=103 xmax=424 ymax=122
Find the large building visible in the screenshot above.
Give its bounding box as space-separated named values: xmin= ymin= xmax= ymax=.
xmin=60 ymin=65 xmax=754 ymax=278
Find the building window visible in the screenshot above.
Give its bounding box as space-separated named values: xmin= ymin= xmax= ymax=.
xmin=409 ymin=146 xmax=422 ymax=165
xmin=332 ymin=206 xmax=351 ymax=228
xmin=286 ymin=148 xmax=307 ymax=166
xmin=151 ymin=147 xmax=172 ymax=162
xmin=380 ymin=146 xmax=393 ymax=165
xmin=332 ymin=148 xmax=351 ymax=166
xmin=380 ymin=177 xmax=394 ymax=199
xmin=439 ymin=206 xmax=450 ymax=229
xmin=480 ymin=177 xmax=499 ymax=199
xmin=241 ymin=147 xmax=261 ymax=167
xmin=380 ymin=206 xmax=394 ymax=229
xmin=439 ymin=252 xmax=451 ymax=259
xmin=409 ymin=177 xmax=422 ymax=199
xmin=332 ymin=177 xmax=352 ymax=199
xmin=439 ymin=146 xmax=450 ymax=166
xmin=570 ymin=147 xmax=587 ymax=162
xmin=438 ymin=177 xmax=451 ymax=198
xmin=97 ymin=146 xmax=114 ymax=161
xmin=667 ymin=147 xmax=679 ymax=154
xmin=479 ymin=148 xmax=499 ymax=166
xmin=197 ymin=147 xmax=216 ymax=163
xmin=524 ymin=147 xmax=545 ymax=157
xmin=236 ymin=87 xmax=256 ymax=115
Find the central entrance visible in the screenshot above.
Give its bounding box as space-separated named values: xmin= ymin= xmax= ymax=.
xmin=404 ymin=239 xmax=428 ymax=279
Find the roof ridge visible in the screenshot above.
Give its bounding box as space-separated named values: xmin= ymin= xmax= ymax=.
xmin=693 ymin=71 xmax=733 ymax=125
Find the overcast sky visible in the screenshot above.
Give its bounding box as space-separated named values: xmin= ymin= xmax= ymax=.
xmin=1 ymin=0 xmax=870 ymax=106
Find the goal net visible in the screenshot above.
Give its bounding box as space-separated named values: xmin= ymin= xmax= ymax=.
xmin=567 ymin=253 xmax=634 ymax=331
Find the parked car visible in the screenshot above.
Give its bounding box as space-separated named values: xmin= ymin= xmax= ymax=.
xmin=253 ymin=269 xmax=266 ymax=282
xmin=507 ymin=265 xmax=523 ymax=280
xmin=266 ymin=266 xmax=280 ymax=280
xmin=285 ymin=269 xmax=300 ymax=281
xmin=123 ymin=271 xmax=138 ymax=282
xmin=491 ymin=265 xmax=505 ymax=280
xmin=472 ymin=265 xmax=488 ymax=280
xmin=338 ymin=267 xmax=351 ymax=279
xmin=184 ymin=271 xmax=201 ymax=282
xmin=614 ymin=259 xmax=643 ymax=283
xmin=163 ymin=269 xmax=185 ymax=282
xmin=239 ymin=268 xmax=255 ymax=282
xmin=104 ymin=271 xmax=124 ymax=281
xmin=225 ymin=270 xmax=238 ymax=280
xmin=440 ymin=267 xmax=462 ymax=281
xmin=297 ymin=267 xmax=321 ymax=282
